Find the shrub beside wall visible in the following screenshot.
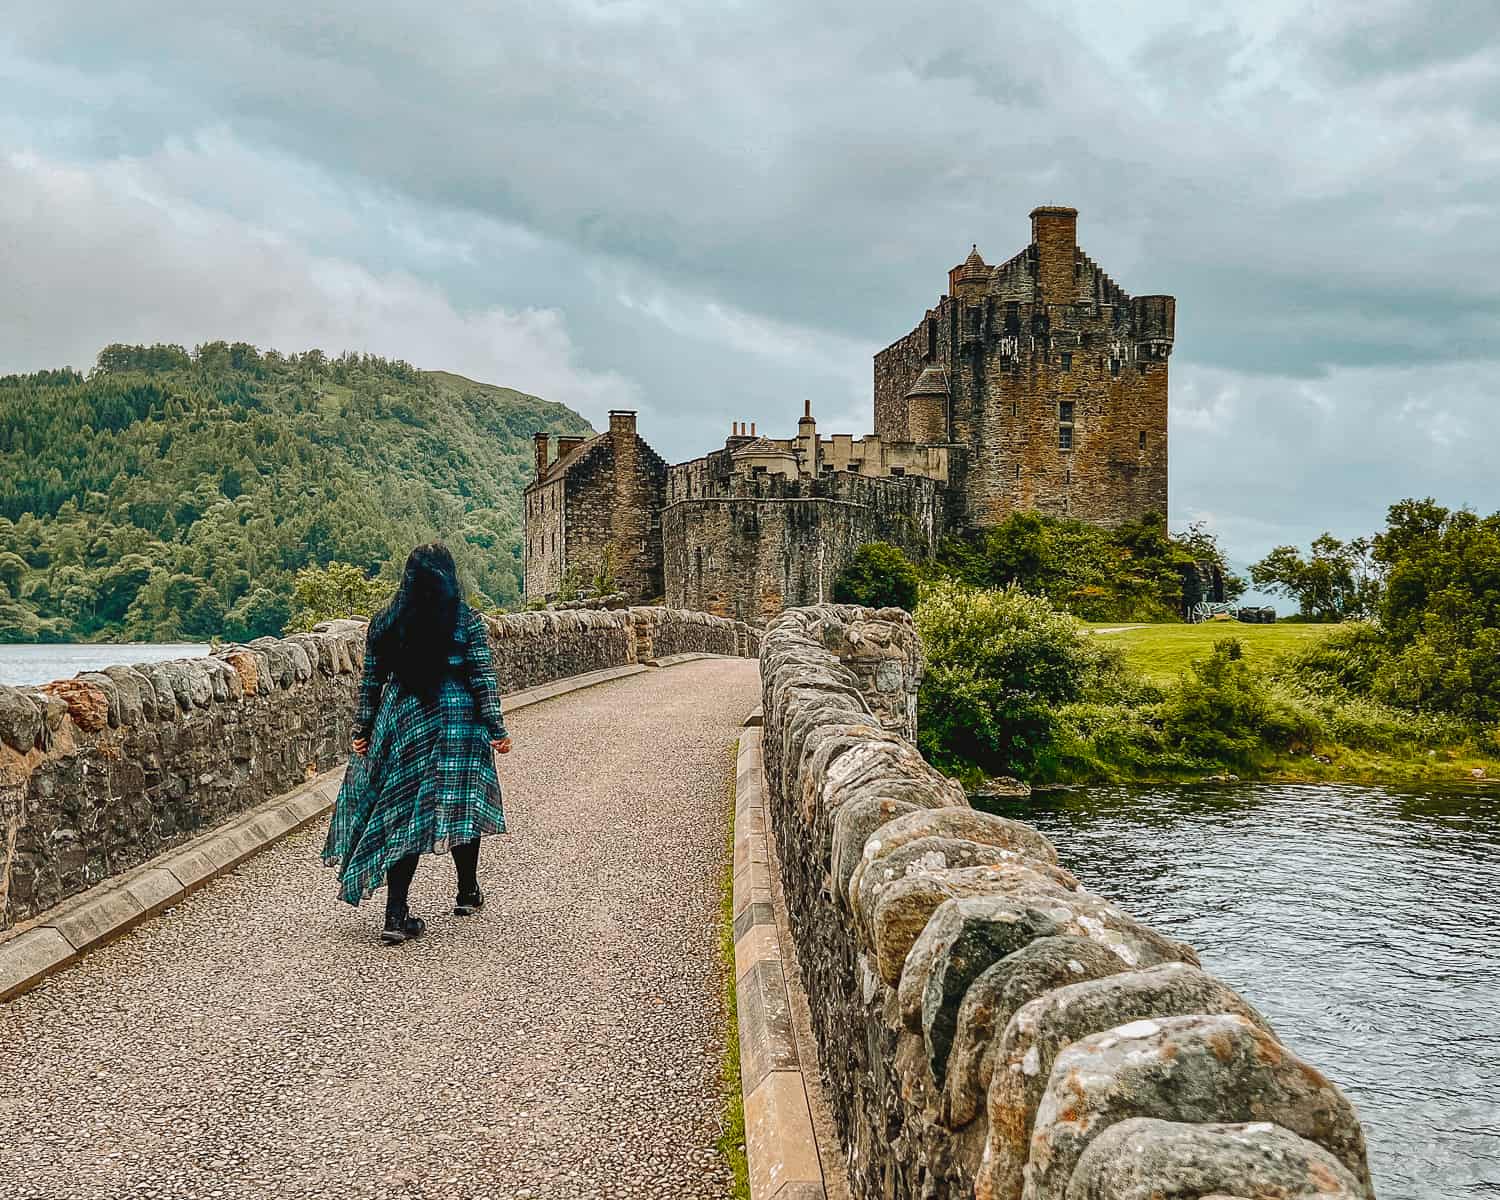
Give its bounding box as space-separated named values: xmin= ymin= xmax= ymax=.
xmin=759 ymin=604 xmax=1373 ymax=1200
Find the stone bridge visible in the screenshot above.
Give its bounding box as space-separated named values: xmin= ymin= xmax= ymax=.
xmin=0 ymin=606 xmax=1371 ymax=1199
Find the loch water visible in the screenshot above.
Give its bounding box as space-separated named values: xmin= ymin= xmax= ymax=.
xmin=978 ymin=782 xmax=1500 ymax=1199
xmin=0 ymin=643 xmax=209 ymax=689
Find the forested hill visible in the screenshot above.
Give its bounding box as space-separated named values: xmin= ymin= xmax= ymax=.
xmin=0 ymin=342 xmax=593 ymax=643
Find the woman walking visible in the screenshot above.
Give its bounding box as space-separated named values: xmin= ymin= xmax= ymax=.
xmin=322 ymin=542 xmax=512 ymax=943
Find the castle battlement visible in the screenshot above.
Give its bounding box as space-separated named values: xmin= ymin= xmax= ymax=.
xmin=525 ymin=204 xmax=1173 ymax=622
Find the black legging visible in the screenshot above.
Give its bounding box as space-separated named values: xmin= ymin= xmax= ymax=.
xmin=385 ymin=840 xmax=480 ymax=916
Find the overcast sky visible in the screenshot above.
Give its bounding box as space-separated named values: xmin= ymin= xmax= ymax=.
xmin=2 ymin=1 xmax=1496 ymax=571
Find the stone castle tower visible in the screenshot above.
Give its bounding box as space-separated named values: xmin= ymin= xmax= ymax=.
xmin=875 ymin=206 xmax=1173 ymax=527
xmin=525 ymin=205 xmax=1174 ymax=618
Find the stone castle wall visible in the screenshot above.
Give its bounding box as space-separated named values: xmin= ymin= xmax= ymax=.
xmin=759 ymin=605 xmax=1373 ymax=1200
xmin=0 ymin=607 xmax=751 ymax=931
xmin=661 ymin=473 xmax=942 ymax=624
xmin=523 ymin=417 xmax=670 ymax=604
xmin=875 ymin=292 xmax=1169 ymax=530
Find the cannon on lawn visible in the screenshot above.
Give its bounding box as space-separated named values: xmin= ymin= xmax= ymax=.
xmin=1188 ymin=601 xmax=1276 ymax=625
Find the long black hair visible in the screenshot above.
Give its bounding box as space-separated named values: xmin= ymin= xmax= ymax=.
xmin=369 ymin=542 xmax=463 ymax=699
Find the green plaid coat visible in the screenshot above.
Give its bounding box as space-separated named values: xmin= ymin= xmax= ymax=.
xmin=323 ymin=605 xmax=509 ymax=905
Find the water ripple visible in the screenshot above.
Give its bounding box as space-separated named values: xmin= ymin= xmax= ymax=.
xmin=984 ymin=782 xmax=1500 ymax=1200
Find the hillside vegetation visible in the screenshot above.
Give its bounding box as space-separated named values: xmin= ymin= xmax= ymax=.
xmin=0 ymin=343 xmax=592 ymax=642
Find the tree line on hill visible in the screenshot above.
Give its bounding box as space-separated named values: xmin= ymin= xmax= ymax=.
xmin=0 ymin=343 xmax=592 ymax=644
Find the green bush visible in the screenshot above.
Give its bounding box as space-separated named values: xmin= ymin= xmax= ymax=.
xmin=1280 ymin=622 xmax=1386 ymax=696
xmin=915 ymin=580 xmax=1105 ymax=779
xmin=1047 ymin=699 xmax=1226 ymax=781
xmin=833 ymin=542 xmax=921 ymax=612
xmin=1160 ymin=638 xmax=1322 ymax=766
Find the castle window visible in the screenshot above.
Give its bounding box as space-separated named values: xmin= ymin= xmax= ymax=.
xmin=1139 ymin=430 xmax=1147 ymax=450
xmin=1011 ymin=401 xmax=1018 ymax=417
xmin=1059 ymin=401 xmax=1075 ymax=423
xmin=1060 ymin=352 xmax=1072 ymax=371
xmin=1058 ymin=422 xmax=1073 ymax=451
xmin=1110 ymin=358 xmax=1121 ymax=378
xmin=1138 ymin=363 xmax=1148 ymax=376
xmin=1066 ymin=468 xmax=1072 ymax=484
xmin=1004 ymin=302 xmax=1021 ymax=335
xmin=1015 ymin=464 xmax=1021 ymax=479
xmin=1080 ymin=332 xmax=1092 ymax=349
xmin=890 ymin=467 xmax=905 ymax=477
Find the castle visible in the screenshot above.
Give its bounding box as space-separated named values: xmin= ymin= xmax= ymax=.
xmin=523 ymin=205 xmax=1175 ymax=622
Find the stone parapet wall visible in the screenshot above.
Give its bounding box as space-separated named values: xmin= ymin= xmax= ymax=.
xmin=759 ymin=604 xmax=1373 ymax=1200
xmin=483 ymin=608 xmax=635 ymax=690
xmin=0 ymin=607 xmax=753 ymax=931
xmin=0 ymin=623 xmax=368 ymax=932
xmin=662 ymin=472 xmax=943 ymax=626
xmin=627 ymin=606 xmax=758 ymax=661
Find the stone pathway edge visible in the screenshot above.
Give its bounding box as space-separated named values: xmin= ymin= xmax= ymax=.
xmin=0 ymin=654 xmax=735 ymax=1002
xmin=732 ymin=713 xmax=829 ymax=1200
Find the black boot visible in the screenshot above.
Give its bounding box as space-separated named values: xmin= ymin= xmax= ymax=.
xmin=381 ymin=907 xmax=426 ymax=944
xmin=454 ymin=888 xmax=485 ymax=916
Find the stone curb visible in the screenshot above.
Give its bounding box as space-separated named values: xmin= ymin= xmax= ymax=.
xmin=733 ymin=723 xmax=828 ymax=1200
xmin=0 ymin=658 xmax=707 ymax=1003
xmin=646 ymin=652 xmax=736 ymax=668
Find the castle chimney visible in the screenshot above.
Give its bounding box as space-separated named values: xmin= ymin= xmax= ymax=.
xmin=750 ymin=422 xmax=756 ymax=436
xmin=609 ymin=410 xmax=637 ymax=440
xmin=1030 ymin=205 xmax=1078 ymax=305
xmin=556 ymin=435 xmax=585 ymax=460
xmin=533 ymin=432 xmax=550 ymax=477
xmin=797 ymin=402 xmax=818 ymax=476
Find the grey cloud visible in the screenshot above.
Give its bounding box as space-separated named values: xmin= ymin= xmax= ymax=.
xmin=1296 ymin=0 xmax=1500 ymax=82
xmin=7 ymin=0 xmax=1498 ymax=379
xmin=2 ymin=0 xmax=1497 ymax=559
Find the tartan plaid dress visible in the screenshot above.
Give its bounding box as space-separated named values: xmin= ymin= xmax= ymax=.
xmin=322 ymin=605 xmax=508 ymax=905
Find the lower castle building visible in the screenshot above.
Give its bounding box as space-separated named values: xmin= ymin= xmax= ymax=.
xmin=524 ymin=205 xmax=1175 ymax=622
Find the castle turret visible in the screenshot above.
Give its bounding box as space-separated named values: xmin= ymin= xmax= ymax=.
xmin=797 ymin=400 xmax=818 ymax=475
xmin=1030 ymin=205 xmax=1078 ymax=304
xmin=949 ymin=245 xmax=991 ymax=304
xmin=904 ymin=366 xmax=949 ymax=444
xmin=1131 ymin=294 xmax=1176 ymax=360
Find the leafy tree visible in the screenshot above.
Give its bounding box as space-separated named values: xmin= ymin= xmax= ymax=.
xmin=289 ymin=562 xmax=391 ymax=631
xmin=832 ymin=542 xmax=921 ymax=611
xmin=225 ymin=587 xmax=291 ymax=641
xmin=932 ymin=511 xmax=1232 ymax=622
xmin=94 ymin=555 xmax=154 ymax=625
xmin=1368 ymin=499 xmax=1500 ymax=721
xmin=0 ymin=552 xmax=25 ymax=599
xmin=1249 ymin=534 xmax=1379 ymax=621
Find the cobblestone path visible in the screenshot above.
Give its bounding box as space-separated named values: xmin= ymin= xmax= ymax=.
xmin=1 ymin=658 xmax=759 ymax=1200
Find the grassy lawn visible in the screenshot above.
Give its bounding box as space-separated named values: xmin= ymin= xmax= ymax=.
xmin=1081 ymin=620 xmax=1342 ymax=686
